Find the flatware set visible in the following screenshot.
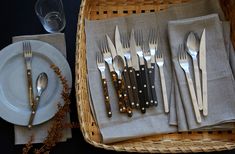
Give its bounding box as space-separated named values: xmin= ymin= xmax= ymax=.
xmin=97 ymin=26 xmax=169 ymax=117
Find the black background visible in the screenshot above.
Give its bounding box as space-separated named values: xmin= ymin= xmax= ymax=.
xmin=0 ymin=0 xmax=234 ymax=153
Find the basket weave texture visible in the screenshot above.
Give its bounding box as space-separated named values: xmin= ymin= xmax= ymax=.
xmin=75 ymin=0 xmax=235 ymax=153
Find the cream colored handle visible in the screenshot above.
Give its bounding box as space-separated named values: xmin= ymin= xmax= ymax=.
xmin=186 ymin=72 xmax=201 ymax=123
xmin=202 ymin=71 xmax=208 ymax=116
xmin=193 ymin=59 xmax=203 ymax=110
xmin=159 ymin=67 xmax=169 ymax=113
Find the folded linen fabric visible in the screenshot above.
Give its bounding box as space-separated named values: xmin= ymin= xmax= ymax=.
xmin=168 ymin=14 xmax=235 ymax=130
xmin=13 ymin=33 xmax=72 ymax=144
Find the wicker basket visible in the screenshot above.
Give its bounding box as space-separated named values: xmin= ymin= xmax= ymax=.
xmin=75 ymin=0 xmax=235 ymax=153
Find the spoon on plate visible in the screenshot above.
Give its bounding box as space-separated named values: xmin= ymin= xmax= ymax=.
xmin=28 ymin=72 xmax=48 ymax=128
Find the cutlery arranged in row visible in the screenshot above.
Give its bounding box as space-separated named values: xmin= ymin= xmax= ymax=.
xmin=97 ymin=25 xmax=169 ymax=117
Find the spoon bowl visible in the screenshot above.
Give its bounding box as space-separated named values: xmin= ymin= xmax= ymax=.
xmin=28 ymin=72 xmax=48 ymax=128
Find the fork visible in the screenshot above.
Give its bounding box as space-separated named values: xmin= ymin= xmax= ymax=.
xmin=178 ymin=44 xmax=201 ymax=123
xmin=135 ymin=29 xmax=150 ymax=110
xmin=121 ymin=33 xmax=140 ymax=108
xmin=96 ymin=52 xmax=112 ymax=117
xmin=23 ymin=41 xmax=34 ymax=109
xmin=155 ymin=48 xmax=169 ymax=113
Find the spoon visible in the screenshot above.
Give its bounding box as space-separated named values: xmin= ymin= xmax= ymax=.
xmin=113 ymin=56 xmax=133 ymax=117
xmin=186 ymin=32 xmax=203 ymax=111
xmin=28 ymin=72 xmax=48 ymax=128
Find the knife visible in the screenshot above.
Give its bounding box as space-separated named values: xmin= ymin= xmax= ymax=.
xmin=130 ymin=29 xmax=146 ymax=113
xmin=115 ymin=26 xmax=135 ymax=109
xmin=199 ymin=28 xmax=207 ymax=116
xmin=106 ymin=35 xmax=126 ymax=113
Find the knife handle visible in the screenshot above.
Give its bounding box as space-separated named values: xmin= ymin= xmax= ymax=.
xmin=122 ymin=67 xmax=135 ymax=109
xmin=140 ymin=64 xmax=150 ymax=108
xmin=193 ymin=59 xmax=203 ymax=110
xmin=148 ymin=64 xmax=158 ymax=106
xmin=135 ymin=70 xmax=146 ymax=113
xmin=101 ymin=79 xmax=112 ymax=118
xmin=111 ymin=71 xmax=125 ymax=113
xmin=26 ymin=69 xmax=34 ymax=108
xmin=28 ymin=95 xmax=40 ymax=129
xmin=119 ymin=77 xmax=133 ymax=117
xmin=202 ymin=71 xmax=208 ymax=116
xmin=128 ymin=67 xmax=140 ymax=108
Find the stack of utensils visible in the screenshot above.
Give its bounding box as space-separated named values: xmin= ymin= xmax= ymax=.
xmin=97 ymin=26 xmax=169 ymax=117
xmin=85 ymin=0 xmax=235 ymax=144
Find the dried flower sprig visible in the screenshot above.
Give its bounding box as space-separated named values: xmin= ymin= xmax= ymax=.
xmin=22 ymin=64 xmax=72 ymax=154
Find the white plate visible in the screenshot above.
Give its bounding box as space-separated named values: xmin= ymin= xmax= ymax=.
xmin=0 ymin=40 xmax=72 ymax=126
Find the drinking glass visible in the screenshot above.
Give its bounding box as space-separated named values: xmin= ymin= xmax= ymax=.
xmin=35 ymin=0 xmax=66 ymax=33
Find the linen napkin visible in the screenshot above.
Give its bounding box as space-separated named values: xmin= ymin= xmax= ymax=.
xmin=85 ymin=0 xmax=229 ymax=143
xmin=13 ymin=33 xmax=72 ymax=144
xmin=168 ymin=14 xmax=235 ymax=130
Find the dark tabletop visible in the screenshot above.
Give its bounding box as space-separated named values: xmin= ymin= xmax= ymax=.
xmin=0 ymin=0 xmax=234 ymax=153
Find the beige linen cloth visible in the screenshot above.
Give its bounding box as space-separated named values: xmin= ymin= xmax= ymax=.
xmin=13 ymin=33 xmax=72 ymax=144
xmin=168 ymin=14 xmax=235 ymax=130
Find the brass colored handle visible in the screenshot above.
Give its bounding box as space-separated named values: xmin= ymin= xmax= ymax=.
xmin=111 ymin=71 xmax=126 ymax=113
xmin=101 ymin=79 xmax=112 ymax=118
xmin=28 ymin=96 xmax=40 ymax=129
xmin=27 ymin=69 xmax=34 ymax=108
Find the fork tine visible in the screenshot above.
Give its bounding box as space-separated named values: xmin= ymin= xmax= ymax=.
xmin=28 ymin=42 xmax=31 ymax=52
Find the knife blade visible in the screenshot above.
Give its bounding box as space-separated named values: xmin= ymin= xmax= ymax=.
xmin=115 ymin=26 xmax=126 ymax=65
xmin=130 ymin=29 xmax=139 ymax=71
xmin=106 ymin=34 xmax=117 ymax=58
xmin=199 ymin=28 xmax=207 ymax=116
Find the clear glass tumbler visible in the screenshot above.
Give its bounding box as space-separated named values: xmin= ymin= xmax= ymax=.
xmin=35 ymin=0 xmax=66 ymax=33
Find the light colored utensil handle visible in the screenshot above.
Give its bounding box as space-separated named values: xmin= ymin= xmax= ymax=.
xmin=193 ymin=59 xmax=203 ymax=110
xmin=202 ymin=71 xmax=208 ymax=116
xmin=186 ymin=72 xmax=201 ymax=123
xmin=159 ymin=67 xmax=169 ymax=113
xmin=28 ymin=96 xmax=40 ymax=129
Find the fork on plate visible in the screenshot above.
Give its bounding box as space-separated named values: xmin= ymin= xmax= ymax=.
xmin=178 ymin=44 xmax=201 ymax=123
xmin=23 ymin=41 xmax=35 ymax=109
xmin=96 ymin=52 xmax=112 ymax=117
